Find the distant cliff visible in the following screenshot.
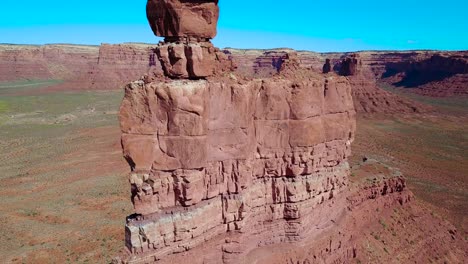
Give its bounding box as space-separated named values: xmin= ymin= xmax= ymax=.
xmin=1 ymin=44 xmax=466 ymax=109
xmin=0 ymin=43 xmax=162 ymax=90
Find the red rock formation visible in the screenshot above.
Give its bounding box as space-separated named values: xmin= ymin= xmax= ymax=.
xmin=0 ymin=44 xmax=99 ymax=82
xmin=253 ymin=50 xmax=289 ymax=77
xmin=117 ymin=2 xmax=358 ymax=263
xmin=1 ymin=44 xmax=466 ymax=98
xmin=118 ymin=67 xmax=356 ymax=264
xmin=380 ymin=54 xmax=468 ymax=97
xmin=411 ymin=74 xmax=468 ymax=97
xmin=114 ymin=41 xmax=467 ymax=262
xmin=147 ymin=0 xmax=220 ymax=40
xmin=332 ymin=51 xmax=468 ymax=97
xmin=69 ymin=44 xmax=164 ymax=90
xmin=227 ymin=51 xmax=432 ymax=114
xmin=146 ymin=0 xmax=232 ymax=80
xmin=348 ymin=77 xmax=427 ymax=113
xmin=337 ymin=54 xmax=361 ymax=76
xmin=335 ymin=53 xmax=429 ymax=114
xmin=0 ymin=44 xmax=163 ymax=90
xmin=322 ymin=58 xmax=331 ymax=74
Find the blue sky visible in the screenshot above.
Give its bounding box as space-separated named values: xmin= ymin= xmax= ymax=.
xmin=0 ymin=0 xmax=467 ymax=52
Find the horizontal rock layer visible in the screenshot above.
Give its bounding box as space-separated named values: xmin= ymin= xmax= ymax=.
xmin=116 ymin=172 xmax=416 ymax=264
xmin=0 ymin=44 xmax=163 ymax=90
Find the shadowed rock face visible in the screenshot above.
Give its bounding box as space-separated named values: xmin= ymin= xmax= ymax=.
xmin=147 ymin=0 xmax=220 ymax=40
xmin=323 ymin=58 xmax=332 ymax=73
xmin=337 ymin=54 xmax=361 ymax=76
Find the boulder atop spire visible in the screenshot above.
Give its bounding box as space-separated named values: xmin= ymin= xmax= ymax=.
xmin=146 ymin=0 xmax=220 ymax=41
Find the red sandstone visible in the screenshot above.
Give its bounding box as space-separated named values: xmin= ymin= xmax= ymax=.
xmin=0 ymin=2 xmax=464 ymax=263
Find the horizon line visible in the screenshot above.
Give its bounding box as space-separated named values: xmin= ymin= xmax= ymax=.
xmin=0 ymin=42 xmax=467 ymax=54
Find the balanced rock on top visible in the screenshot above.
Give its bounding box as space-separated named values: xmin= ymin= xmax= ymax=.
xmin=146 ymin=0 xmax=220 ymax=41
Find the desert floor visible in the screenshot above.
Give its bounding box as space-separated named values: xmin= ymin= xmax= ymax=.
xmin=0 ymin=80 xmax=466 ymax=263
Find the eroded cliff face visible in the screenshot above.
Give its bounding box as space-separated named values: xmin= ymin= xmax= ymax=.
xmin=331 ymin=54 xmax=429 ymax=114
xmin=228 ymin=50 xmax=468 ymax=112
xmin=224 ymin=50 xmax=428 ymax=114
xmin=2 ymin=43 xmax=466 ymax=105
xmin=119 ymin=70 xmax=356 ymax=263
xmin=0 ymin=44 xmax=162 ymax=90
xmin=0 ymin=44 xmax=99 ymax=82
xmin=380 ymin=53 xmax=468 ymax=97
xmin=117 ymin=1 xmax=358 ymax=263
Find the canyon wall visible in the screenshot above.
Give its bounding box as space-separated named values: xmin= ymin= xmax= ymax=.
xmin=380 ymin=53 xmax=468 ymax=96
xmin=0 ymin=43 xmax=162 ymax=90
xmin=226 ymin=49 xmax=467 ymax=112
xmin=1 ymin=43 xmax=466 ymax=105
xmin=0 ymin=44 xmax=99 ymax=82
xmin=333 ymin=54 xmax=429 ymax=113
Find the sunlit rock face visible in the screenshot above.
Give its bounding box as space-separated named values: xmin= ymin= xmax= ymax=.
xmin=118 ymin=67 xmax=357 ymax=263
xmin=117 ymin=1 xmax=358 ymax=263
xmin=145 ymin=0 xmax=229 ymax=79
xmin=147 ymin=0 xmax=220 ymax=40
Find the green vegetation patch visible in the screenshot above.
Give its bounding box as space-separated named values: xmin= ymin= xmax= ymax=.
xmin=0 ymin=100 xmax=8 ymax=113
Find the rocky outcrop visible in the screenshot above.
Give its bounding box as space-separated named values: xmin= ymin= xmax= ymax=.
xmin=146 ymin=0 xmax=231 ymax=80
xmin=117 ymin=1 xmax=356 ymax=263
xmin=335 ymin=54 xmax=428 ymax=114
xmin=348 ymin=77 xmax=426 ymax=113
xmin=347 ymin=176 xmax=410 ymax=209
xmin=336 ymin=54 xmax=361 ymax=76
xmin=322 ymin=58 xmax=331 ymax=74
xmin=332 ymin=51 xmax=468 ymax=97
xmin=410 ymin=74 xmax=468 ymax=97
xmin=147 ymin=0 xmax=220 ymax=40
xmin=253 ymin=50 xmax=289 ymax=77
xmin=119 ymin=72 xmax=356 ymax=263
xmin=226 ymin=51 xmax=431 ymax=114
xmin=381 ymin=54 xmax=468 ymax=96
xmin=155 ymin=41 xmax=219 ymax=79
xmin=252 ymin=176 xmax=413 ymax=264
xmin=228 ymin=50 xmax=468 ymax=111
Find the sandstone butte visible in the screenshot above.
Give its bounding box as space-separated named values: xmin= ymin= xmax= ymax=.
xmin=113 ymin=1 xmax=417 ymax=263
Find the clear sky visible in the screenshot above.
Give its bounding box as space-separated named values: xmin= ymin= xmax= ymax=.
xmin=0 ymin=0 xmax=467 ymax=52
